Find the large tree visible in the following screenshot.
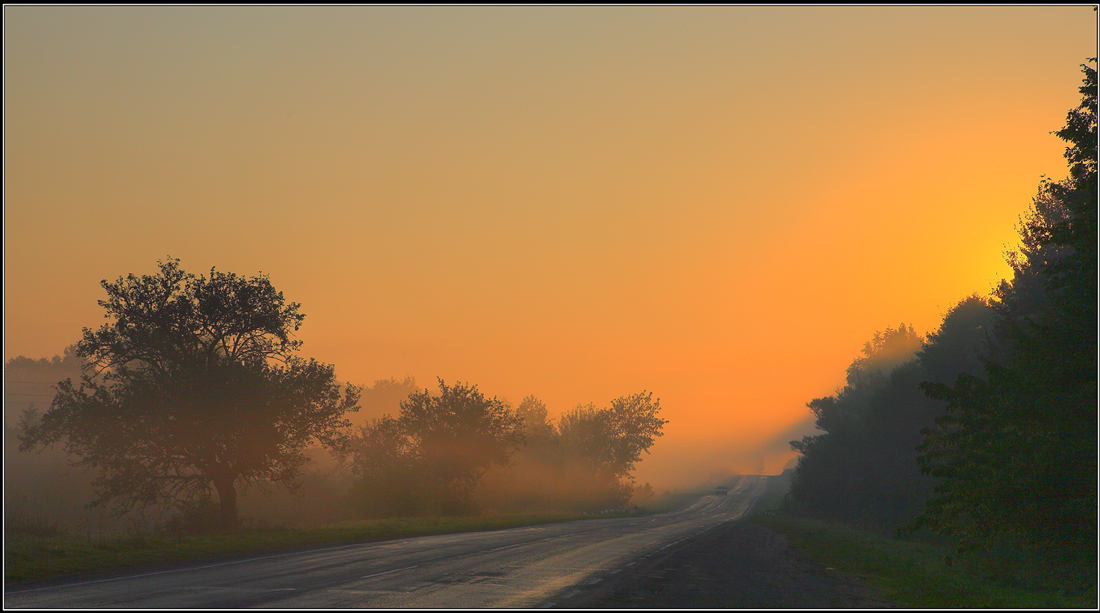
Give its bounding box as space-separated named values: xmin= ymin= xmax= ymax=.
xmin=917 ymin=61 xmax=1097 ymax=569
xmin=19 ymin=259 xmax=361 ymax=529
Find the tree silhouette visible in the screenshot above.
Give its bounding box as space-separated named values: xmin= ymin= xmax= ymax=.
xmin=515 ymin=394 xmax=556 ymax=444
xmin=557 ymin=392 xmax=668 ymax=508
xmin=347 ymin=389 xmax=668 ymax=515
xmin=19 ymin=258 xmax=360 ymax=529
xmin=345 ymin=415 xmax=429 ymax=518
xmin=917 ymin=61 xmax=1097 ymax=569
xmin=398 ymin=379 xmax=524 ymax=515
xmin=785 ymin=315 xmax=999 ymax=531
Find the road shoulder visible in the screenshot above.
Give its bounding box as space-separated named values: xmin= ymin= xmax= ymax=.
xmin=558 ymin=518 xmax=896 ymax=608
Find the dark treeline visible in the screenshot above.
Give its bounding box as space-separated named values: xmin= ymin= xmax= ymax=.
xmin=4 ymin=347 xmax=103 ymax=535
xmin=787 ymin=61 xmax=1096 ymax=587
xmin=4 ymin=347 xmax=82 ymax=426
xmin=788 ymin=303 xmax=996 ymax=530
xmin=8 ymin=262 xmax=667 ymax=534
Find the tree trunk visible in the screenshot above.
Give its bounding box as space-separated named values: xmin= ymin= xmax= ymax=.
xmin=213 ymin=477 xmax=238 ymax=530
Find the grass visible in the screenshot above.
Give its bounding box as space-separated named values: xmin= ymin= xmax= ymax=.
xmin=5 ymin=491 xmax=702 ymax=586
xmin=636 ymin=490 xmax=704 ymax=515
xmin=750 ymin=471 xmax=791 ymax=515
xmin=5 ymin=511 xmax=615 ymax=585
xmin=754 ymin=513 xmax=1097 ymax=609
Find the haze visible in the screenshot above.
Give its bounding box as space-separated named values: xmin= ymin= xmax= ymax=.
xmin=5 ymin=6 xmax=1096 ymax=490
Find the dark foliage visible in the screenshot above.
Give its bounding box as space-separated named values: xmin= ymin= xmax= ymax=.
xmin=347 ymin=390 xmax=667 ymax=516
xmin=18 ymin=259 xmax=361 ymax=529
xmin=916 ymin=61 xmax=1097 ymax=575
xmin=346 ymin=379 xmax=524 ymax=516
xmin=788 ymin=309 xmax=996 ymax=531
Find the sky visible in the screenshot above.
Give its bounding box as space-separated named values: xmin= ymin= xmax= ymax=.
xmin=5 ymin=6 xmax=1097 ymax=489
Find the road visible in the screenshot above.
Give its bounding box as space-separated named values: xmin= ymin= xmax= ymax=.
xmin=5 ymin=475 xmax=767 ymax=609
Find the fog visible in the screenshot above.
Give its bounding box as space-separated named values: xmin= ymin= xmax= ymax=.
xmin=4 ymin=352 xmax=809 ymax=534
xmin=4 ymin=6 xmax=1094 ymax=536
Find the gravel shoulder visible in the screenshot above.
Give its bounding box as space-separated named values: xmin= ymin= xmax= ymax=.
xmin=562 ymin=518 xmax=896 ymax=609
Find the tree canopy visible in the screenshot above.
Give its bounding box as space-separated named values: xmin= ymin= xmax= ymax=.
xmin=559 ymin=392 xmax=668 ymax=480
xmin=346 ymin=379 xmax=524 ymax=516
xmin=347 ymin=389 xmax=667 ymax=516
xmin=19 ymin=258 xmax=361 ymax=529
xmin=400 ymin=379 xmax=525 ymax=514
xmin=916 ymin=61 xmax=1097 ymax=568
xmin=789 ymin=322 xmax=931 ymax=526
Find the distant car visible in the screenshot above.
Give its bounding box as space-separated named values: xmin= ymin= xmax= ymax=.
xmin=713 ymin=486 xmax=728 ymax=496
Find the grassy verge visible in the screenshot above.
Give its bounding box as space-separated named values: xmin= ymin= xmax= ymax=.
xmin=637 ymin=490 xmax=704 ymax=515
xmin=5 ymin=512 xmax=603 ymax=585
xmin=750 ymin=471 xmax=791 ymax=515
xmin=754 ymin=513 xmax=1097 ymax=608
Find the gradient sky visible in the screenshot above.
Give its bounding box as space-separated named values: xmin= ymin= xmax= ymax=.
xmin=5 ymin=6 xmax=1096 ymax=488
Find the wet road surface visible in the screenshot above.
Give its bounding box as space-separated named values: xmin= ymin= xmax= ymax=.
xmin=5 ymin=476 xmax=766 ymax=608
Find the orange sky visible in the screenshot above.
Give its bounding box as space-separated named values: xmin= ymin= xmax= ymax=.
xmin=5 ymin=6 xmax=1096 ymax=489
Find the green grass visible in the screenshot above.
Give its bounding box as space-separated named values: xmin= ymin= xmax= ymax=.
xmin=755 ymin=513 xmax=1097 ymax=608
xmin=5 ymin=512 xmax=606 ymax=585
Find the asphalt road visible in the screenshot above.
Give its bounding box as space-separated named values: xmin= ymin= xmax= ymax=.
xmin=4 ymin=475 xmax=767 ymax=609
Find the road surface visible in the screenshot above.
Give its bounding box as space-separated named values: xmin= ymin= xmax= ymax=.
xmin=5 ymin=475 xmax=766 ymax=608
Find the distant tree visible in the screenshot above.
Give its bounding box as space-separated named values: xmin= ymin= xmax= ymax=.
xmin=605 ymin=392 xmax=668 ymax=479
xmin=558 ymin=403 xmax=617 ymax=469
xmin=4 ymin=345 xmax=83 ymax=427
xmin=19 ymin=259 xmax=361 ymax=529
xmin=557 ymin=392 xmax=667 ymax=508
xmin=515 ymin=394 xmax=556 ymax=444
xmin=631 ymin=482 xmax=655 ymax=505
xmin=4 ymin=344 xmax=82 ymax=373
xmin=398 ymin=379 xmax=525 ymax=515
xmin=845 ymin=324 xmax=922 ymax=389
xmin=353 ymin=377 xmax=420 ymax=427
xmin=349 ymin=389 xmax=667 ymax=516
